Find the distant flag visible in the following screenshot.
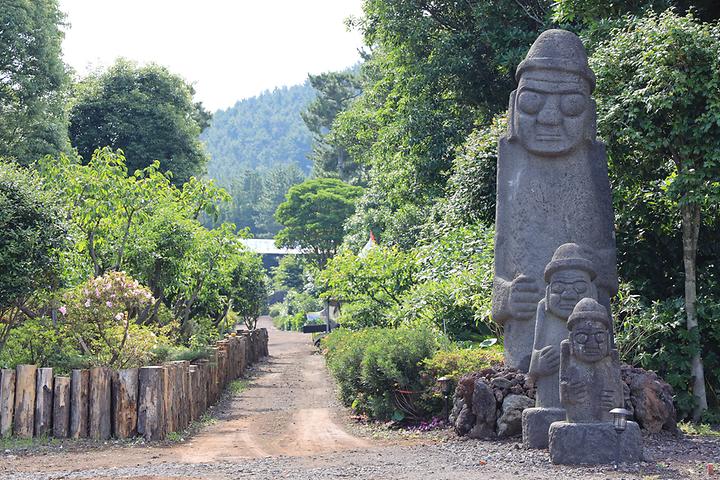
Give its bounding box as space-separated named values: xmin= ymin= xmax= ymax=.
xmin=359 ymin=230 xmax=377 ymax=257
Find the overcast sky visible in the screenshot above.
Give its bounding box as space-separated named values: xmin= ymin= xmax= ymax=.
xmin=59 ymin=0 xmax=365 ymax=111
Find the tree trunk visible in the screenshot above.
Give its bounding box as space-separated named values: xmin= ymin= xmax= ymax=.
xmin=14 ymin=365 xmax=37 ymax=438
xmin=112 ymin=368 xmax=139 ymax=439
xmin=89 ymin=367 xmax=112 ymax=440
xmin=0 ymin=369 xmax=16 ymax=437
xmin=70 ymin=369 xmax=90 ymax=438
xmin=138 ymin=366 xmax=165 ymax=440
xmin=682 ymin=202 xmax=708 ymax=421
xmin=52 ymin=376 xmax=71 ymax=438
xmin=34 ymin=368 xmax=54 ymax=437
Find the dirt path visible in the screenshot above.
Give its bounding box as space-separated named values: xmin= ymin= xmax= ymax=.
xmin=173 ymin=316 xmax=370 ymax=462
xmin=2 ymin=318 xmax=718 ymax=480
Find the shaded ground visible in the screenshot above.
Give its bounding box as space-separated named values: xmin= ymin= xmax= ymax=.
xmin=1 ymin=317 xmax=718 ymax=479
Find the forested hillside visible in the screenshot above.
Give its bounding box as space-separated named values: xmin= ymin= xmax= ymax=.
xmin=202 ymin=83 xmax=316 ymax=183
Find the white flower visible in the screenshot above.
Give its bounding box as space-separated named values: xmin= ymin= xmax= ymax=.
xmin=115 ymin=313 xmax=124 ymax=321
xmin=84 ymin=299 xmax=91 ymax=308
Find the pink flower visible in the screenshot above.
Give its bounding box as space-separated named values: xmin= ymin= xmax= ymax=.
xmin=95 ymin=288 xmax=100 ymax=298
xmin=58 ymin=306 xmax=67 ymax=315
xmin=106 ymin=301 xmax=113 ymax=308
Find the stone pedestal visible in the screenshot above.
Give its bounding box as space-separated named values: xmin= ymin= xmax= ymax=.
xmin=522 ymin=407 xmax=565 ymax=449
xmin=548 ymin=421 xmax=643 ymax=465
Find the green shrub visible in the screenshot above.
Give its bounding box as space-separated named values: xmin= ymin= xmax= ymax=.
xmin=322 ymin=325 xmax=447 ymax=420
xmin=615 ymin=285 xmax=720 ymax=419
xmin=421 ymin=345 xmax=504 ymax=381
xmin=0 ymin=161 xmax=65 ymax=309
xmin=0 ymin=317 xmax=86 ymax=374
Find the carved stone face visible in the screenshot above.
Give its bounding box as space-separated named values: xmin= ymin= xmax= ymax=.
xmin=513 ymin=71 xmax=592 ymax=157
xmin=546 ymin=269 xmax=594 ymax=319
xmin=570 ymin=319 xmax=609 ymax=363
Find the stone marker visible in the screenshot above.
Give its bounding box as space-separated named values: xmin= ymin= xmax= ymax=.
xmin=523 ymin=243 xmax=598 ymax=448
xmin=492 ymin=29 xmax=617 ymax=372
xmin=548 ymin=298 xmax=642 ymax=464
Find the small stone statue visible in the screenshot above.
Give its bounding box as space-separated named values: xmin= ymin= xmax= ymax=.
xmin=492 ymin=29 xmax=617 ymax=372
xmin=522 ymin=243 xmax=597 ymax=448
xmin=559 ymin=298 xmax=622 ymax=422
xmin=548 ymin=298 xmax=643 ymax=464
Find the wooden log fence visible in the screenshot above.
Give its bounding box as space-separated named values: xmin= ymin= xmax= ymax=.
xmin=0 ymin=332 xmax=268 ymax=440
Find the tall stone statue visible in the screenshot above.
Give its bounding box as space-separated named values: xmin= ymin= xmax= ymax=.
xmin=548 ymin=298 xmax=643 ymax=464
xmin=522 ymin=243 xmax=597 ymax=448
xmin=492 ymin=29 xmax=618 ymax=372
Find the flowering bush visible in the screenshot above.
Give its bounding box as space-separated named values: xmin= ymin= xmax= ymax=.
xmin=62 ymin=271 xmax=171 ymax=368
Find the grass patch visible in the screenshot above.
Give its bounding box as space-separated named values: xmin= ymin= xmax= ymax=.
xmin=228 ymin=379 xmax=249 ymax=395
xmin=678 ymin=421 xmax=720 ymax=436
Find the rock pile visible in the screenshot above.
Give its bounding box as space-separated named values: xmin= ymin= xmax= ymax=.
xmin=450 ymin=364 xmax=677 ymax=439
xmin=449 ymin=366 xmax=535 ymax=439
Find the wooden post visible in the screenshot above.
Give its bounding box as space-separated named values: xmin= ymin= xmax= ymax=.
xmin=52 ymin=377 xmax=71 ymax=438
xmin=196 ymin=361 xmax=208 ymax=414
xmin=238 ymin=337 xmax=247 ymax=376
xmin=178 ymin=361 xmax=190 ymax=430
xmin=34 ymin=367 xmax=54 ymax=437
xmin=162 ymin=364 xmax=175 ymax=433
xmin=0 ymin=369 xmax=16 ymax=437
xmin=112 ymin=368 xmax=139 ymax=439
xmin=188 ymin=366 xmax=198 ymax=422
xmin=89 ymin=367 xmax=112 ymax=440
xmin=14 ymin=365 xmax=37 ymax=438
xmin=70 ymin=369 xmax=89 ymax=438
xmin=138 ymin=366 xmax=165 ymax=440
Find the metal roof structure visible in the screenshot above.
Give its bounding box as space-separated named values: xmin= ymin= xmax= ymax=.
xmin=240 ymin=238 xmax=302 ymax=255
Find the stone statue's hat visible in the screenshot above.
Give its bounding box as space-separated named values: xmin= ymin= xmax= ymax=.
xmin=544 ymin=243 xmax=596 ymax=282
xmin=567 ymin=297 xmax=610 ymax=329
xmin=516 ymin=29 xmax=596 ymax=90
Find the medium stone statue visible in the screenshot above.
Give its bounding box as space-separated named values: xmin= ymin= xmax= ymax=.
xmin=522 ymin=243 xmax=597 ymax=448
xmin=492 ymin=29 xmax=618 ymax=372
xmin=548 ymin=298 xmax=643 ymax=464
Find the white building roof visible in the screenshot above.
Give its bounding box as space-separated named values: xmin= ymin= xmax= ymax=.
xmin=240 ymin=238 xmax=302 ymax=255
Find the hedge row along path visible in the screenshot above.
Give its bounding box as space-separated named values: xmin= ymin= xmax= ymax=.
xmin=2 ymin=317 xmax=719 ymax=479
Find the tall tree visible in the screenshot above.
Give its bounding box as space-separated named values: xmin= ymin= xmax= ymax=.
xmin=591 ymin=11 xmax=720 ymax=420
xmin=301 ymin=70 xmax=363 ymax=182
xmin=68 ymin=59 xmax=211 ymax=185
xmin=275 ymin=178 xmax=363 ymax=268
xmin=0 ymin=0 xmax=70 ymax=164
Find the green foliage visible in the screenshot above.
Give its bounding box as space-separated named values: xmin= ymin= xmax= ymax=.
xmin=203 ymin=83 xmax=315 ymax=177
xmin=322 ymin=325 xmax=446 ymax=419
xmin=337 ymin=0 xmax=551 ymax=246
xmin=275 ymin=178 xmax=363 ymax=267
xmin=0 ymin=161 xmax=65 ymax=309
xmin=270 ymin=290 xmax=322 ymax=331
xmin=62 ymin=271 xmax=172 ymax=369
xmin=615 ymin=287 xmax=720 ymax=418
xmin=0 ymin=316 xmax=84 ymax=374
xmin=272 ymin=255 xmax=309 ymax=292
xmin=0 ymin=0 xmax=70 ymax=164
xmin=592 ymin=11 xmax=720 ymax=209
xmin=302 ymin=69 xmax=365 ymax=182
xmin=420 ymin=345 xmax=504 ymax=382
xmin=69 ymin=59 xmax=211 ymax=185
xmin=320 ymin=246 xmax=418 ymax=328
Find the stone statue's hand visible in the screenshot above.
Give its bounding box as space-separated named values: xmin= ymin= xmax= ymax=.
xmin=508 ymin=275 xmax=541 ymax=320
xmin=568 ymin=379 xmax=588 ymax=404
xmin=600 ymin=389 xmax=616 ymax=410
xmin=533 ymin=345 xmax=560 ymax=377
